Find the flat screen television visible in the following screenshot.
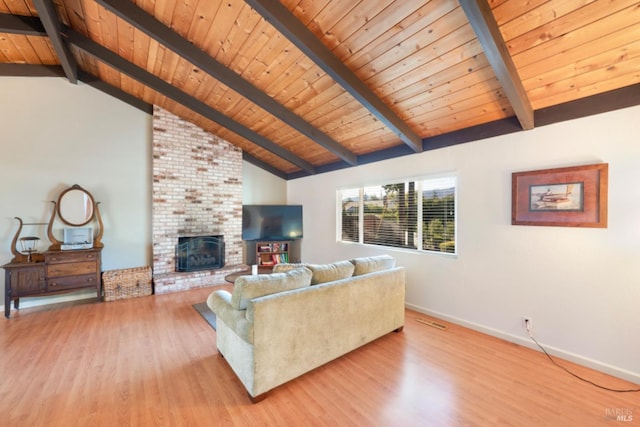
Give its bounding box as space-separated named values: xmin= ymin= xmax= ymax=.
xmin=242 ymin=205 xmax=303 ymax=241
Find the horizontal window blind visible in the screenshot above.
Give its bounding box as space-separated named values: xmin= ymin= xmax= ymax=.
xmin=361 ymin=183 xmax=417 ymax=249
xmin=338 ymin=175 xmax=456 ymax=254
xmin=340 ymin=188 xmax=360 ymax=243
xmin=421 ymin=176 xmax=456 ymax=254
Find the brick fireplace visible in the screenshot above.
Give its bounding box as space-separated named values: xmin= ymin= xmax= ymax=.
xmin=152 ymin=107 xmax=245 ymax=293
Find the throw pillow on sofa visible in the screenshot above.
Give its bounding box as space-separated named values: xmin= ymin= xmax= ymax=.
xmin=350 ymin=255 xmax=396 ymax=276
xmin=274 ymin=261 xmax=355 ymax=284
xmin=305 ymin=260 xmax=355 ymax=285
xmin=231 ymin=267 xmax=312 ymax=310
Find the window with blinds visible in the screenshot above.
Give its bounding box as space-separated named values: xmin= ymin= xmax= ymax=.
xmin=340 ymin=188 xmax=360 ymax=243
xmin=421 ymin=176 xmax=456 ymax=254
xmin=337 ymin=175 xmax=456 ymax=254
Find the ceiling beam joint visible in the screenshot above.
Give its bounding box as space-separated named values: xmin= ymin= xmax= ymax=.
xmin=32 ymin=0 xmax=78 ymax=84
xmin=459 ymin=0 xmax=534 ymax=130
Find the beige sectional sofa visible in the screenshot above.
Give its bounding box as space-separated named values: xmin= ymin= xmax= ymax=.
xmin=207 ymin=255 xmax=405 ymax=401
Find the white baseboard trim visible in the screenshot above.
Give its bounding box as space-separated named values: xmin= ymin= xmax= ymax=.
xmin=405 ymin=303 xmax=640 ymax=386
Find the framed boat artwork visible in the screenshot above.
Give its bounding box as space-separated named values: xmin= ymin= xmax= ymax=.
xmin=512 ymin=163 xmax=608 ymax=227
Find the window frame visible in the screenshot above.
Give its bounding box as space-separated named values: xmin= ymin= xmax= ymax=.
xmin=337 ymin=174 xmax=457 ymax=255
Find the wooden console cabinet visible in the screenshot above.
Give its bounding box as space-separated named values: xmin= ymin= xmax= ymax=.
xmin=3 ymin=248 xmax=102 ymax=318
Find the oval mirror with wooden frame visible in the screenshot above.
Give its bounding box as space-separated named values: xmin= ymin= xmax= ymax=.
xmin=57 ymin=185 xmax=95 ymax=226
xmin=47 ymin=184 xmax=104 ymax=250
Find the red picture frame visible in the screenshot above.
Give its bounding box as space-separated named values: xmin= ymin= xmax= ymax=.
xmin=512 ymin=163 xmax=608 ymax=227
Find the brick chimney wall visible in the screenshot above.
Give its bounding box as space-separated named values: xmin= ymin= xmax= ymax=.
xmin=152 ymin=106 xmax=245 ymax=293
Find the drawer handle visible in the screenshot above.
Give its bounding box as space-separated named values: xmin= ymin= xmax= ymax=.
xmin=50 ymin=282 xmax=57 ymax=287
xmin=86 ymin=255 xmax=95 ymax=259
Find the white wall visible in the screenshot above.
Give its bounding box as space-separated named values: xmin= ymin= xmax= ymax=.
xmin=243 ymin=161 xmax=287 ymax=204
xmin=0 ymin=77 xmax=152 ymax=307
xmin=287 ymin=105 xmax=640 ymax=383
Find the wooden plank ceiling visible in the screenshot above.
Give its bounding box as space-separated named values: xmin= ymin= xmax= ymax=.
xmin=1 ymin=0 xmax=639 ymax=179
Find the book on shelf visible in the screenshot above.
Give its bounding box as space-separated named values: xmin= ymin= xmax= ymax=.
xmin=270 ymin=253 xmax=289 ymax=264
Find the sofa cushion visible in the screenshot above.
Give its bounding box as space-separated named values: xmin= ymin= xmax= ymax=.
xmin=350 ymin=255 xmax=396 ymax=276
xmin=305 ymin=260 xmax=355 ymax=285
xmin=273 ymin=263 xmax=306 ymax=273
xmin=231 ymin=267 xmax=312 ymax=310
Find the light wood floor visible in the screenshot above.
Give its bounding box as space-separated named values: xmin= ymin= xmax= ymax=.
xmin=1 ymin=286 xmax=638 ymax=426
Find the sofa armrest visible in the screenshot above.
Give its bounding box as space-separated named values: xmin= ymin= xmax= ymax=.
xmin=207 ymin=289 xmax=232 ymax=310
xmin=207 ymin=290 xmax=254 ymax=343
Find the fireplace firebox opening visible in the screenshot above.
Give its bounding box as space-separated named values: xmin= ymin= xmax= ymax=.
xmin=175 ymin=235 xmax=225 ymax=272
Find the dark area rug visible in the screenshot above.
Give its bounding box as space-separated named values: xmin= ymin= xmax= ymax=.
xmin=193 ymin=302 xmax=216 ymax=330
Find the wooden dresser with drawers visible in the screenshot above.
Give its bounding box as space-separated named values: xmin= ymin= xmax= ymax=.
xmin=3 ymin=248 xmax=102 ymax=318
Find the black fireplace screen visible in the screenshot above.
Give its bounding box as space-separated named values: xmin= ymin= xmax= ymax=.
xmin=175 ymin=235 xmax=225 ymax=272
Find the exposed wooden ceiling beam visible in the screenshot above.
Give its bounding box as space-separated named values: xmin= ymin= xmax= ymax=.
xmin=459 ymin=0 xmax=534 ymax=130
xmin=95 ymin=0 xmax=357 ymax=166
xmin=32 ymin=0 xmax=77 ymax=84
xmin=0 ymin=13 xmax=45 ymax=35
xmin=0 ymin=63 xmax=64 ymax=77
xmin=61 ymin=27 xmax=316 ymax=175
xmin=245 ymin=0 xmax=423 ymax=154
xmin=535 ymin=83 xmax=640 ymax=126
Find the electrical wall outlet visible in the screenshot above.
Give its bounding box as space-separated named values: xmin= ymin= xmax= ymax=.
xmin=523 ymin=316 xmax=532 ymax=332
